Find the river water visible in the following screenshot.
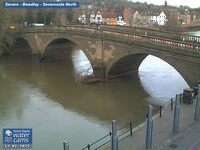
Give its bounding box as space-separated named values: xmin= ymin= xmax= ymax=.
xmin=0 ymin=31 xmax=195 ymax=149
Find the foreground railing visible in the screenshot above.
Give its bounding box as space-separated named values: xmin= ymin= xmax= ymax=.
xmin=81 ymin=117 xmax=145 ymax=150
xmin=79 ymin=96 xmax=179 ymax=150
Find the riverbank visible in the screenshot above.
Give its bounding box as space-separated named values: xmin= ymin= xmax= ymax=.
xmin=181 ymin=24 xmax=200 ymax=31
xmin=155 ymin=24 xmax=200 ymax=32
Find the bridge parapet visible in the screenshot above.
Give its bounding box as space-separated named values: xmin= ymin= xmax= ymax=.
xmin=99 ymin=24 xmax=200 ymax=44
xmin=11 ymin=25 xmax=200 ymax=59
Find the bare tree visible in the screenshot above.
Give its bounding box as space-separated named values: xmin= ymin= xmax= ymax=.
xmin=163 ymin=14 xmax=183 ymax=32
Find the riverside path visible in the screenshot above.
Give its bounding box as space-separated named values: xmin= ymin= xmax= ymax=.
xmin=101 ymin=100 xmax=199 ymax=150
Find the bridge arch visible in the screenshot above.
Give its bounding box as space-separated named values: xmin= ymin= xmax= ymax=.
xmin=11 ymin=37 xmax=34 ymax=54
xmin=106 ymin=51 xmax=189 ymax=85
xmin=42 ymin=36 xmax=94 ymax=65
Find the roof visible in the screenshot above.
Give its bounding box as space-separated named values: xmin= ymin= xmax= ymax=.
xmin=101 ymin=12 xmax=118 ymax=18
xmin=139 ymin=9 xmax=163 ymax=16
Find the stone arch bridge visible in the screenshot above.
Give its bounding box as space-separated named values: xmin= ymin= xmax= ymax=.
xmin=10 ymin=25 xmax=200 ymax=86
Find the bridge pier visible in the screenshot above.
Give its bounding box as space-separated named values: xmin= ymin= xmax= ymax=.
xmin=32 ymin=53 xmax=41 ymax=63
xmin=93 ymin=66 xmax=106 ymax=81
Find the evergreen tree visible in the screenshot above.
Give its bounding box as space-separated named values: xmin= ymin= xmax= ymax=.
xmin=25 ymin=10 xmax=34 ymax=24
xmin=46 ymin=11 xmax=56 ymax=25
xmin=66 ymin=9 xmax=74 ymax=23
xmin=36 ymin=10 xmax=45 ymax=23
xmin=163 ymin=15 xmax=182 ymax=32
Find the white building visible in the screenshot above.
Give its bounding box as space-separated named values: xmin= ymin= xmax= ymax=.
xmin=150 ymin=11 xmax=167 ymax=26
xmin=95 ymin=11 xmax=103 ymax=24
xmin=117 ymin=15 xmax=125 ymax=26
xmin=78 ymin=13 xmax=87 ymax=24
xmin=90 ymin=12 xmax=96 ymax=23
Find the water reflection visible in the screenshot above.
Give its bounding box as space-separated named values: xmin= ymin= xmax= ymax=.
xmin=188 ymin=31 xmax=200 ymax=36
xmin=139 ymin=55 xmax=189 ymax=105
xmin=72 ymin=50 xmax=93 ymax=75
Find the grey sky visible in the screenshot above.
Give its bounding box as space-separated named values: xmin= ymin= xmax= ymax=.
xmin=131 ymin=0 xmax=200 ymax=8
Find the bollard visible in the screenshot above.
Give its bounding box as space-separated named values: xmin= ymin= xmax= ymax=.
xmin=109 ymin=130 xmax=112 ymax=149
xmin=130 ymin=122 xmax=133 ymax=136
xmin=159 ymin=106 xmax=162 ymax=118
xmin=109 ymin=131 xmax=112 ymax=137
xmin=179 ymin=94 xmax=182 ymax=105
xmin=194 ymin=82 xmax=200 ymax=121
xmin=87 ymin=144 xmax=90 ymax=150
xmin=173 ymin=94 xmax=180 ymax=134
xmin=63 ymin=141 xmax=70 ymax=150
xmin=111 ymin=120 xmax=118 ymax=150
xmin=171 ymin=98 xmax=173 ymax=110
xmin=146 ymin=105 xmax=153 ymax=149
xmin=146 ymin=113 xmax=149 ymax=118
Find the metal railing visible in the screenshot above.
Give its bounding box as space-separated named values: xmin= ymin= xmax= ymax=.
xmin=10 ymin=25 xmax=200 ymax=59
xmin=155 ymin=93 xmax=184 ymax=118
xmin=81 ymin=117 xmax=145 ymax=150
xmin=12 ymin=24 xmax=200 ymax=42
xmin=80 ymin=96 xmax=181 ymax=150
xmin=98 ymin=24 xmax=200 ymax=44
xmin=45 ymin=24 xmax=200 ymax=44
xmin=47 ymin=24 xmax=200 ymax=44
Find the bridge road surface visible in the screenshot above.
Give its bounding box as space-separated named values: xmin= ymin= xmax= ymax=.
xmin=102 ymin=101 xmax=199 ymax=150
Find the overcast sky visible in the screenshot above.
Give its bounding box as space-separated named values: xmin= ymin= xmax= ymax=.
xmin=131 ymin=0 xmax=200 ymax=8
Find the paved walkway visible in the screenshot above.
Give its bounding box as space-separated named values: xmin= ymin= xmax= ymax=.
xmin=101 ymin=101 xmax=200 ymax=150
xmin=162 ymin=122 xmax=200 ymax=150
